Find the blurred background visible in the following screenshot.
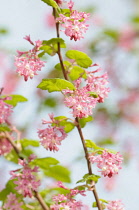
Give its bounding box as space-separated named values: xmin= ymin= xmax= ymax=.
xmin=0 ymin=0 xmax=139 ymax=209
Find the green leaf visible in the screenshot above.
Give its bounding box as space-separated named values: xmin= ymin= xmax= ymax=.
xmin=4 ymin=95 xmax=28 ymax=107
xmin=85 ymin=139 xmax=102 ymax=150
xmin=76 ymin=173 xmax=101 ymax=184
xmin=54 ymin=116 xmax=75 ymax=133
xmin=20 ymin=148 xmax=35 ymax=158
xmin=31 ymin=157 xmax=59 ymax=170
xmin=79 ymin=116 xmax=93 ymax=128
xmin=61 ymin=9 xmax=71 ymax=17
xmin=4 ymin=149 xmax=19 ymax=164
xmin=20 ymin=139 xmax=39 ymax=147
xmin=0 ymin=180 xmax=18 ymax=201
xmin=41 ymin=38 xmax=66 ymax=56
xmin=69 ymin=66 xmax=87 ymax=80
xmin=43 ymin=38 xmax=66 ymax=46
xmin=55 ymin=61 xmax=71 ymax=71
xmin=66 ymin=50 xmax=92 ymax=68
xmin=37 ymin=78 xmax=75 ymax=92
xmin=38 ymin=50 xmax=46 ymax=58
xmin=45 ymin=165 xmax=71 ymax=183
xmin=0 ymin=124 xmax=10 ymax=132
xmin=41 ymin=0 xmax=59 ymax=8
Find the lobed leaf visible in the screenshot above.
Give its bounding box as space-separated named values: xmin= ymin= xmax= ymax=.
xmin=41 ymin=0 xmax=59 ymax=8
xmin=79 ymin=116 xmax=93 ymax=128
xmin=45 ymin=165 xmax=71 ymax=183
xmin=66 ymin=50 xmax=92 ymax=68
xmin=31 ymin=157 xmax=59 ymax=170
xmin=4 ymin=95 xmax=28 ymax=107
xmin=37 ymin=78 xmax=75 ymax=92
xmin=20 ymin=139 xmax=40 ymax=147
xmin=76 ymin=173 xmax=100 ymax=184
xmin=69 ymin=66 xmax=87 ymax=80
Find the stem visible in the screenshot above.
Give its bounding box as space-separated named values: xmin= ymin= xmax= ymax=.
xmin=53 ymin=8 xmax=68 ymax=80
xmin=75 ymin=118 xmax=102 ymax=210
xmin=0 ymin=132 xmax=49 ymax=210
xmin=53 ymin=8 xmax=102 ymax=210
xmin=34 ymin=191 xmax=49 ymax=210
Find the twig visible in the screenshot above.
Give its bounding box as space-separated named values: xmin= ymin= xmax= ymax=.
xmin=53 ymin=8 xmax=102 ymax=210
xmin=0 ymin=132 xmax=49 ymax=210
xmin=34 ymin=191 xmax=49 ymax=210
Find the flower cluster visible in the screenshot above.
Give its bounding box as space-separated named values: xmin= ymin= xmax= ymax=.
xmin=89 ymin=150 xmax=123 ymax=178
xmin=0 ymin=137 xmax=13 ymax=156
xmin=38 ymin=113 xmax=67 ymax=152
xmin=106 ymin=200 xmax=125 ymax=210
xmin=63 ymin=64 xmax=110 ymax=118
xmin=10 ymin=155 xmax=40 ymax=197
xmin=56 ymin=0 xmax=90 ymax=41
xmin=15 ymin=35 xmax=45 ymax=81
xmin=0 ymin=98 xmax=13 ymax=124
xmin=50 ymin=181 xmax=86 ymax=210
xmin=3 ymin=193 xmax=23 ymax=210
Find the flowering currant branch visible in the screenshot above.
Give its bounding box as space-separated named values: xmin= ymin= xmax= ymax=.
xmin=53 ymin=7 xmax=103 ymax=210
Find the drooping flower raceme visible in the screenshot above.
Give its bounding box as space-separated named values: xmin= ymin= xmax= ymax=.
xmin=3 ymin=193 xmax=23 ymax=210
xmin=0 ymin=98 xmax=13 ymax=124
xmin=10 ymin=155 xmax=40 ymax=198
xmin=38 ymin=113 xmax=67 ymax=152
xmin=56 ymin=0 xmax=90 ymax=41
xmin=50 ymin=181 xmax=86 ymax=210
xmin=15 ymin=35 xmax=45 ymax=81
xmin=89 ymin=150 xmax=123 ymax=178
xmin=63 ymin=64 xmax=110 ymax=118
xmin=106 ymin=200 xmax=125 ymax=210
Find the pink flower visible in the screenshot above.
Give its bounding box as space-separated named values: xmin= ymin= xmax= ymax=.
xmin=56 ymin=1 xmax=90 ymax=41
xmin=0 ymin=137 xmax=13 ymax=156
xmin=86 ymin=64 xmax=110 ymax=103
xmin=14 ymin=36 xmax=45 ymax=81
xmin=38 ymin=114 xmax=67 ymax=152
xmin=50 ymin=182 xmax=86 ymax=210
xmin=54 ymin=0 xmax=63 ymax=6
xmin=10 ymin=156 xmax=40 ymax=197
xmin=107 ymin=200 xmax=125 ymax=210
xmin=89 ymin=150 xmax=123 ymax=178
xmin=63 ymin=64 xmax=110 ymax=118
xmin=0 ymin=98 xmax=13 ymax=124
xmin=3 ymin=193 xmax=23 ymax=210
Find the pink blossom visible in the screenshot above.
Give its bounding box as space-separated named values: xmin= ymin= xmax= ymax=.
xmin=107 ymin=200 xmax=125 ymax=210
xmin=56 ymin=1 xmax=90 ymax=41
xmin=10 ymin=156 xmax=40 ymax=197
xmin=89 ymin=150 xmax=123 ymax=178
xmin=14 ymin=36 xmax=45 ymax=81
xmin=63 ymin=64 xmax=110 ymax=118
xmin=3 ymin=193 xmax=23 ymax=210
xmin=50 ymin=182 xmax=86 ymax=210
xmin=0 ymin=98 xmax=13 ymax=124
xmin=86 ymin=64 xmax=110 ymax=103
xmin=38 ymin=114 xmax=67 ymax=152
xmin=0 ymin=137 xmax=13 ymax=156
